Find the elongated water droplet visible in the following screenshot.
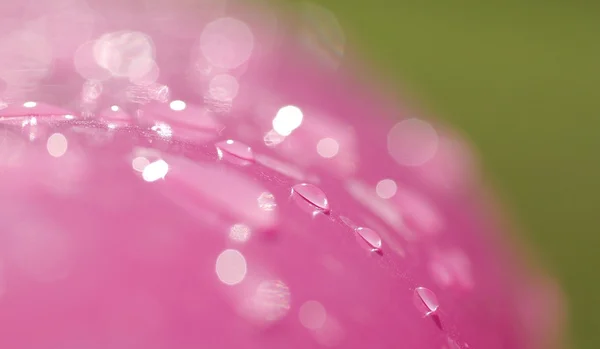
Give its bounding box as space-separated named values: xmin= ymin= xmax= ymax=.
xmin=291 ymin=183 xmax=330 ymax=213
xmin=216 ymin=139 xmax=254 ymax=162
xmin=413 ymin=287 xmax=439 ymax=315
xmin=355 ymin=227 xmax=382 ymax=252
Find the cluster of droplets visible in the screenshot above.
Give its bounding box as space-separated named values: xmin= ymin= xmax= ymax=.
xmin=205 ymin=135 xmax=468 ymax=347
xmin=0 ymin=2 xmax=476 ymax=346
xmin=0 ymin=102 xmax=471 ymax=347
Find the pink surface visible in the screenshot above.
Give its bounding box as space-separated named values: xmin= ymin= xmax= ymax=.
xmin=0 ymin=1 xmax=561 ymax=348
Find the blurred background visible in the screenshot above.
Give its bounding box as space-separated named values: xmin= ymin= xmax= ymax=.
xmin=276 ymin=0 xmax=599 ymax=348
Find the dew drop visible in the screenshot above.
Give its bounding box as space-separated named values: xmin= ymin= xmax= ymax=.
xmin=216 ymin=139 xmax=254 ymax=162
xmin=413 ymin=287 xmax=439 ymax=315
xmin=291 ymin=183 xmax=330 ymax=213
xmin=355 ymin=227 xmax=382 ymax=252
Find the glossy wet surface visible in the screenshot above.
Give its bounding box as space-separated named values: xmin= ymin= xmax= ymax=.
xmin=0 ymin=1 xmax=558 ymax=348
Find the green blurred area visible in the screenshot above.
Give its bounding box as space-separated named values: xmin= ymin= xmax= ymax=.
xmin=281 ymin=0 xmax=599 ymax=348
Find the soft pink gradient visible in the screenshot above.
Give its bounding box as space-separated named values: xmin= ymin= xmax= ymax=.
xmin=0 ymin=1 xmax=562 ymax=348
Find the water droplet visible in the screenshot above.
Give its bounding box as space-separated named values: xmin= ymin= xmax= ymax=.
xmin=355 ymin=227 xmax=382 ymax=252
xmin=292 ymin=183 xmax=330 ymax=213
xmin=413 ymin=287 xmax=439 ymax=315
xmin=216 ymin=139 xmax=254 ymax=162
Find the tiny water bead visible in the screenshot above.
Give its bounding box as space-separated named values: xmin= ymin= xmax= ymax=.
xmin=216 ymin=139 xmax=254 ymax=162
xmin=291 ymin=183 xmax=330 ymax=213
xmin=413 ymin=287 xmax=440 ymax=316
xmin=355 ymin=227 xmax=382 ymax=252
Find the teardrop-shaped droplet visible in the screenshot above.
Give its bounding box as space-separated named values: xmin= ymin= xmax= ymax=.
xmin=291 ymin=183 xmax=330 ymax=213
xmin=355 ymin=227 xmax=382 ymax=252
xmin=413 ymin=287 xmax=439 ymax=315
xmin=216 ymin=139 xmax=254 ymax=162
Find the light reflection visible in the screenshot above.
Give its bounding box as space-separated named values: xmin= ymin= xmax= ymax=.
xmin=169 ymin=100 xmax=186 ymax=111
xmin=273 ymin=105 xmax=303 ymax=136
xmin=200 ymin=17 xmax=255 ymax=69
xmin=429 ymin=248 xmax=474 ymax=290
xmin=299 ymin=300 xmax=327 ymax=329
xmin=23 ymin=101 xmax=37 ymax=108
xmin=216 ymin=249 xmax=247 ymax=285
xmin=93 ymin=31 xmax=156 ymax=79
xmin=151 ymin=122 xmax=173 ymax=138
xmin=345 ymin=180 xmax=406 ymax=237
xmin=375 ymin=179 xmax=397 ymax=199
xmin=257 ymin=192 xmax=277 ymax=211
xmin=46 ymin=133 xmax=68 ymax=158
xmin=240 ymin=279 xmax=292 ymax=325
xmin=132 ymin=156 xmax=150 ymax=172
xmin=209 ymin=74 xmax=239 ymax=101
xmin=316 ymin=137 xmax=339 ymax=158
xmin=110 ymin=105 xmax=119 ymax=112
xmin=229 ymin=223 xmax=251 ymax=243
xmin=263 ymin=129 xmax=286 ymax=147
xmin=142 ymin=159 xmax=169 ymax=182
xmin=388 ymin=118 xmax=439 ymax=166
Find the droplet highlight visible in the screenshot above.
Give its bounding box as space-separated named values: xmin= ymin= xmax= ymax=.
xmin=355 ymin=227 xmax=382 ymax=252
xmin=216 ymin=139 xmax=254 ymax=162
xmin=292 ymin=183 xmax=330 ymax=213
xmin=413 ymin=287 xmax=439 ymax=315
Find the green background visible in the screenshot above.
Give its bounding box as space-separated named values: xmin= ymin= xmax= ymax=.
xmin=279 ymin=0 xmax=599 ymax=348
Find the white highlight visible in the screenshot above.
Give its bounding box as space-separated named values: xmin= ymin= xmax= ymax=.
xmin=215 ymin=249 xmax=247 ymax=285
xmin=316 ymin=138 xmax=340 ymax=158
xmin=46 ymin=133 xmax=68 ymax=158
xmin=273 ymin=106 xmax=303 ymax=136
xmin=376 ymin=179 xmax=397 ymax=199
xmin=169 ymin=100 xmax=186 ymax=111
xmin=142 ymin=159 xmax=169 ymax=182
